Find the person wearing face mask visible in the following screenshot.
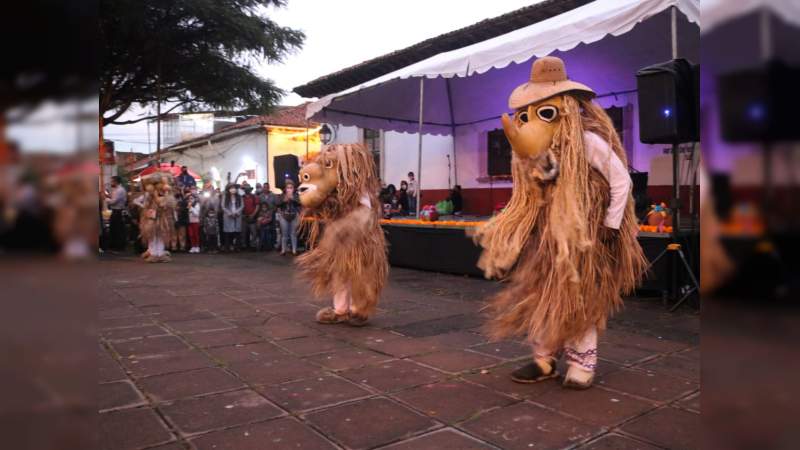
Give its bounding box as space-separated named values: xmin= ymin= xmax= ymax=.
xmin=276 ymin=179 xmax=301 ymax=255
xmin=221 ymin=183 xmax=243 ymax=252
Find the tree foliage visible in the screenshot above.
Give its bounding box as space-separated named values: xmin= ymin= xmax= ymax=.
xmin=100 ymin=0 xmax=304 ymax=126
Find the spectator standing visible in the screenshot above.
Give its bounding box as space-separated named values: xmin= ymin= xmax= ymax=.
xmin=187 ymin=194 xmax=201 ymax=253
xmin=241 ymin=184 xmax=259 ymax=250
xmin=398 ymin=181 xmax=410 ymax=215
xmin=174 ymin=190 xmax=189 ymax=251
xmin=176 ymin=165 xmax=196 ymax=190
xmin=257 ymin=183 xmax=277 ymax=251
xmin=105 ymin=176 xmax=127 ymax=251
xmin=276 ymin=180 xmax=301 ymax=255
xmin=407 ymin=171 xmax=417 ymax=215
xmin=221 ymin=184 xmax=243 ymax=251
xmin=449 ymin=184 xmax=463 ymax=216
xmin=202 ymin=208 xmax=219 ymax=253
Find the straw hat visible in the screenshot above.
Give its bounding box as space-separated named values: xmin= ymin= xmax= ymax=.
xmin=508 ymin=56 xmax=595 ymax=110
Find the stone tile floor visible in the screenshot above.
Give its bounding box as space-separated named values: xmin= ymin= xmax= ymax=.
xmin=99 ymin=251 xmax=699 ymax=450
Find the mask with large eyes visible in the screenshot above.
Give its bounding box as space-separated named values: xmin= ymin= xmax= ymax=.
xmin=297 ymin=153 xmax=339 ymax=208
xmin=500 ymin=95 xmax=564 ymax=160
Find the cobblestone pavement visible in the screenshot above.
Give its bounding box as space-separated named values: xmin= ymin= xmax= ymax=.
xmin=99 ymin=251 xmax=699 ymax=450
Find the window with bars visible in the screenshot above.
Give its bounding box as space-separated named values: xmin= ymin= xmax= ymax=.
xmin=362 ymin=128 xmax=381 ymax=178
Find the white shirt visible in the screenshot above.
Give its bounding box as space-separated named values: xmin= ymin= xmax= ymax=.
xmin=583 ymin=131 xmax=632 ymax=230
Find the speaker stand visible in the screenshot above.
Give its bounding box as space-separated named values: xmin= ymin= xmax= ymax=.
xmin=646 ymin=142 xmax=699 ymax=311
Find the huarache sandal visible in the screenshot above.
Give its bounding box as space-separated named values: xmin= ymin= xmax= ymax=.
xmin=510 ymin=358 xmax=559 ymax=384
xmin=315 ymin=307 xmax=349 ymax=324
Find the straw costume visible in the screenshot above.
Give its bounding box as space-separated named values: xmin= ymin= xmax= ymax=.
xmin=138 ymin=173 xmax=176 ymax=263
xmin=474 ymin=57 xmax=647 ymax=389
xmin=297 ymin=144 xmax=388 ymax=327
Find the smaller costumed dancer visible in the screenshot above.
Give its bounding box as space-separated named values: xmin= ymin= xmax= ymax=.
xmin=296 ymin=144 xmax=388 ymax=327
xmin=138 ymin=173 xmax=176 ymax=263
xmin=474 ymin=57 xmax=648 ymax=389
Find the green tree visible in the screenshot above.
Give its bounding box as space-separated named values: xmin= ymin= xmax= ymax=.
xmin=100 ymin=0 xmax=304 ymax=126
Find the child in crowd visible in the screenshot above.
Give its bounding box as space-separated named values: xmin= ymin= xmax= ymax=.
xmin=203 ymin=208 xmax=219 ymax=253
xmin=187 ymin=194 xmax=201 ymax=253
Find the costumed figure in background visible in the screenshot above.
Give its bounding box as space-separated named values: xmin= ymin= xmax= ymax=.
xmin=137 ymin=173 xmax=176 ymax=263
xmin=296 ymin=143 xmax=388 ymax=327
xmin=473 ymin=57 xmax=647 ymax=389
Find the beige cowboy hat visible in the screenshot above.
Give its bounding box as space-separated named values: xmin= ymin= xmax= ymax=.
xmin=508 ymin=56 xmax=595 ymax=110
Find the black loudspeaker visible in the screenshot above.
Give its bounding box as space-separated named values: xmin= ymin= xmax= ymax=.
xmin=630 ymin=172 xmax=650 ymax=220
xmin=718 ymin=61 xmax=800 ymax=142
xmin=487 ymin=129 xmax=512 ymax=176
xmin=273 ymin=154 xmax=300 ymax=190
xmin=636 ymin=59 xmax=699 ymax=144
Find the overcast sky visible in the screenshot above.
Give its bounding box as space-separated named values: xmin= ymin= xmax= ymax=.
xmin=103 ymin=0 xmax=541 ymax=153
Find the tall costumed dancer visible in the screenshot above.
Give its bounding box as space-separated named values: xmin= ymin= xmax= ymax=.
xmin=138 ymin=173 xmax=176 ymax=263
xmin=474 ymin=57 xmax=647 ymax=389
xmin=296 ymin=144 xmax=388 ymax=327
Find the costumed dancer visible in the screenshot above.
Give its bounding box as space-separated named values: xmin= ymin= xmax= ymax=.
xmin=138 ymin=173 xmax=176 ymax=263
xmin=296 ymin=143 xmax=388 ymax=327
xmin=474 ymin=57 xmax=648 ymax=389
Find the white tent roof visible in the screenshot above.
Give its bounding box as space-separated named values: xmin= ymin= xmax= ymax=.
xmin=307 ymin=0 xmax=700 ymax=128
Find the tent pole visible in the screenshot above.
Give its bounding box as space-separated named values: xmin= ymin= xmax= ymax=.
xmin=445 ymin=78 xmax=458 ymax=186
xmin=416 ymin=77 xmax=424 ymax=217
xmin=670 ymin=5 xmax=678 ymax=59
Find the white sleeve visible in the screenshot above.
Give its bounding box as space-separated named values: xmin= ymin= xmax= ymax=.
xmin=583 ymin=131 xmax=632 ymax=229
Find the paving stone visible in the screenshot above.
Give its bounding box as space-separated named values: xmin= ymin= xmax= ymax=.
xmin=378 ymin=428 xmax=495 ymax=449
xmin=621 ymin=407 xmax=699 ymax=449
xmin=677 ymin=391 xmax=700 ymax=412
xmin=263 ymin=302 xmax=320 ymax=316
xmin=229 ymin=355 xmax=322 ymax=385
xmin=340 ymin=359 xmax=445 ymax=393
xmin=601 ymin=329 xmax=691 ymax=353
xmin=412 ymin=349 xmax=501 ymax=374
xmin=305 ymin=348 xmax=394 ymax=371
xmin=122 ymin=349 xmax=215 ymax=378
xmin=190 ymin=417 xmax=337 ymax=450
xmin=597 ymin=368 xmax=698 ymax=402
xmin=461 ymin=363 xmax=561 ymax=400
xmin=102 ymin=325 xmax=170 ymax=342
xmin=111 ymin=335 xmax=189 ymax=357
xmin=276 ymin=335 xmax=351 ymax=356
xmin=577 ymin=433 xmax=662 ymax=449
xmin=678 ymin=346 xmax=700 ymax=362
xmin=249 ymin=317 xmax=320 ymax=340
xmin=327 ymin=327 xmax=405 ymax=346
xmin=462 ymin=401 xmax=599 ymax=450
xmin=304 ymin=397 xmax=438 ymax=450
xmin=100 ymin=315 xmax=156 ymax=330
xmin=257 ymin=375 xmax=371 ymax=412
xmin=533 ymin=386 xmax=656 ymax=427
xmin=98 ymin=380 xmax=146 ymax=411
xmin=165 ymin=318 xmax=234 ymax=333
xmin=99 ymin=305 xmax=142 ymax=320
xmin=206 ymin=342 xmax=289 ymax=365
xmin=470 ymin=340 xmax=532 ymax=360
xmin=183 ymin=328 xmax=263 ymax=349
xmin=142 ymin=305 xmax=215 ymax=322
xmin=98 ymin=350 xmax=128 ymax=382
xmin=425 ymin=331 xmax=486 ymax=348
xmin=598 ymin=342 xmax=659 ymax=366
xmin=639 ymin=355 xmax=700 ymax=382
xmin=392 ymin=313 xmax=484 ymax=337
xmin=161 ymin=389 xmax=284 ymax=436
xmin=100 ymin=408 xmax=173 ymax=450
xmin=363 ymin=336 xmax=449 ymax=358
xmin=139 ymin=368 xmax=244 ymax=402
xmin=392 ymin=380 xmax=515 ymax=424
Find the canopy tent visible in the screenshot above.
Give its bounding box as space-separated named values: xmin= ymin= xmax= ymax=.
xmin=308 ymin=0 xmax=699 ymax=135
xmin=305 ymin=0 xmax=700 ymax=215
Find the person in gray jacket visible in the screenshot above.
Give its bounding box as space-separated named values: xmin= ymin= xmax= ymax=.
xmin=221 ymin=183 xmax=243 ymax=251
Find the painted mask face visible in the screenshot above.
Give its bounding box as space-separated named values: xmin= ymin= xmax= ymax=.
xmin=500 ymin=96 xmax=564 ymax=160
xmin=297 ymin=149 xmax=339 ymax=209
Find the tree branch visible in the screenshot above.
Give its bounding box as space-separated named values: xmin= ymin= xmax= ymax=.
xmin=105 ymin=100 xmax=193 ymax=126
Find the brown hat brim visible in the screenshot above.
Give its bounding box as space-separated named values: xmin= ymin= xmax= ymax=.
xmin=508 ymin=80 xmax=595 ymax=110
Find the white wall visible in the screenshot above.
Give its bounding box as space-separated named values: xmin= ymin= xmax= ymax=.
xmin=164 ymin=131 xmax=268 ymax=188
xmin=383 ymin=131 xmax=454 ymax=190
